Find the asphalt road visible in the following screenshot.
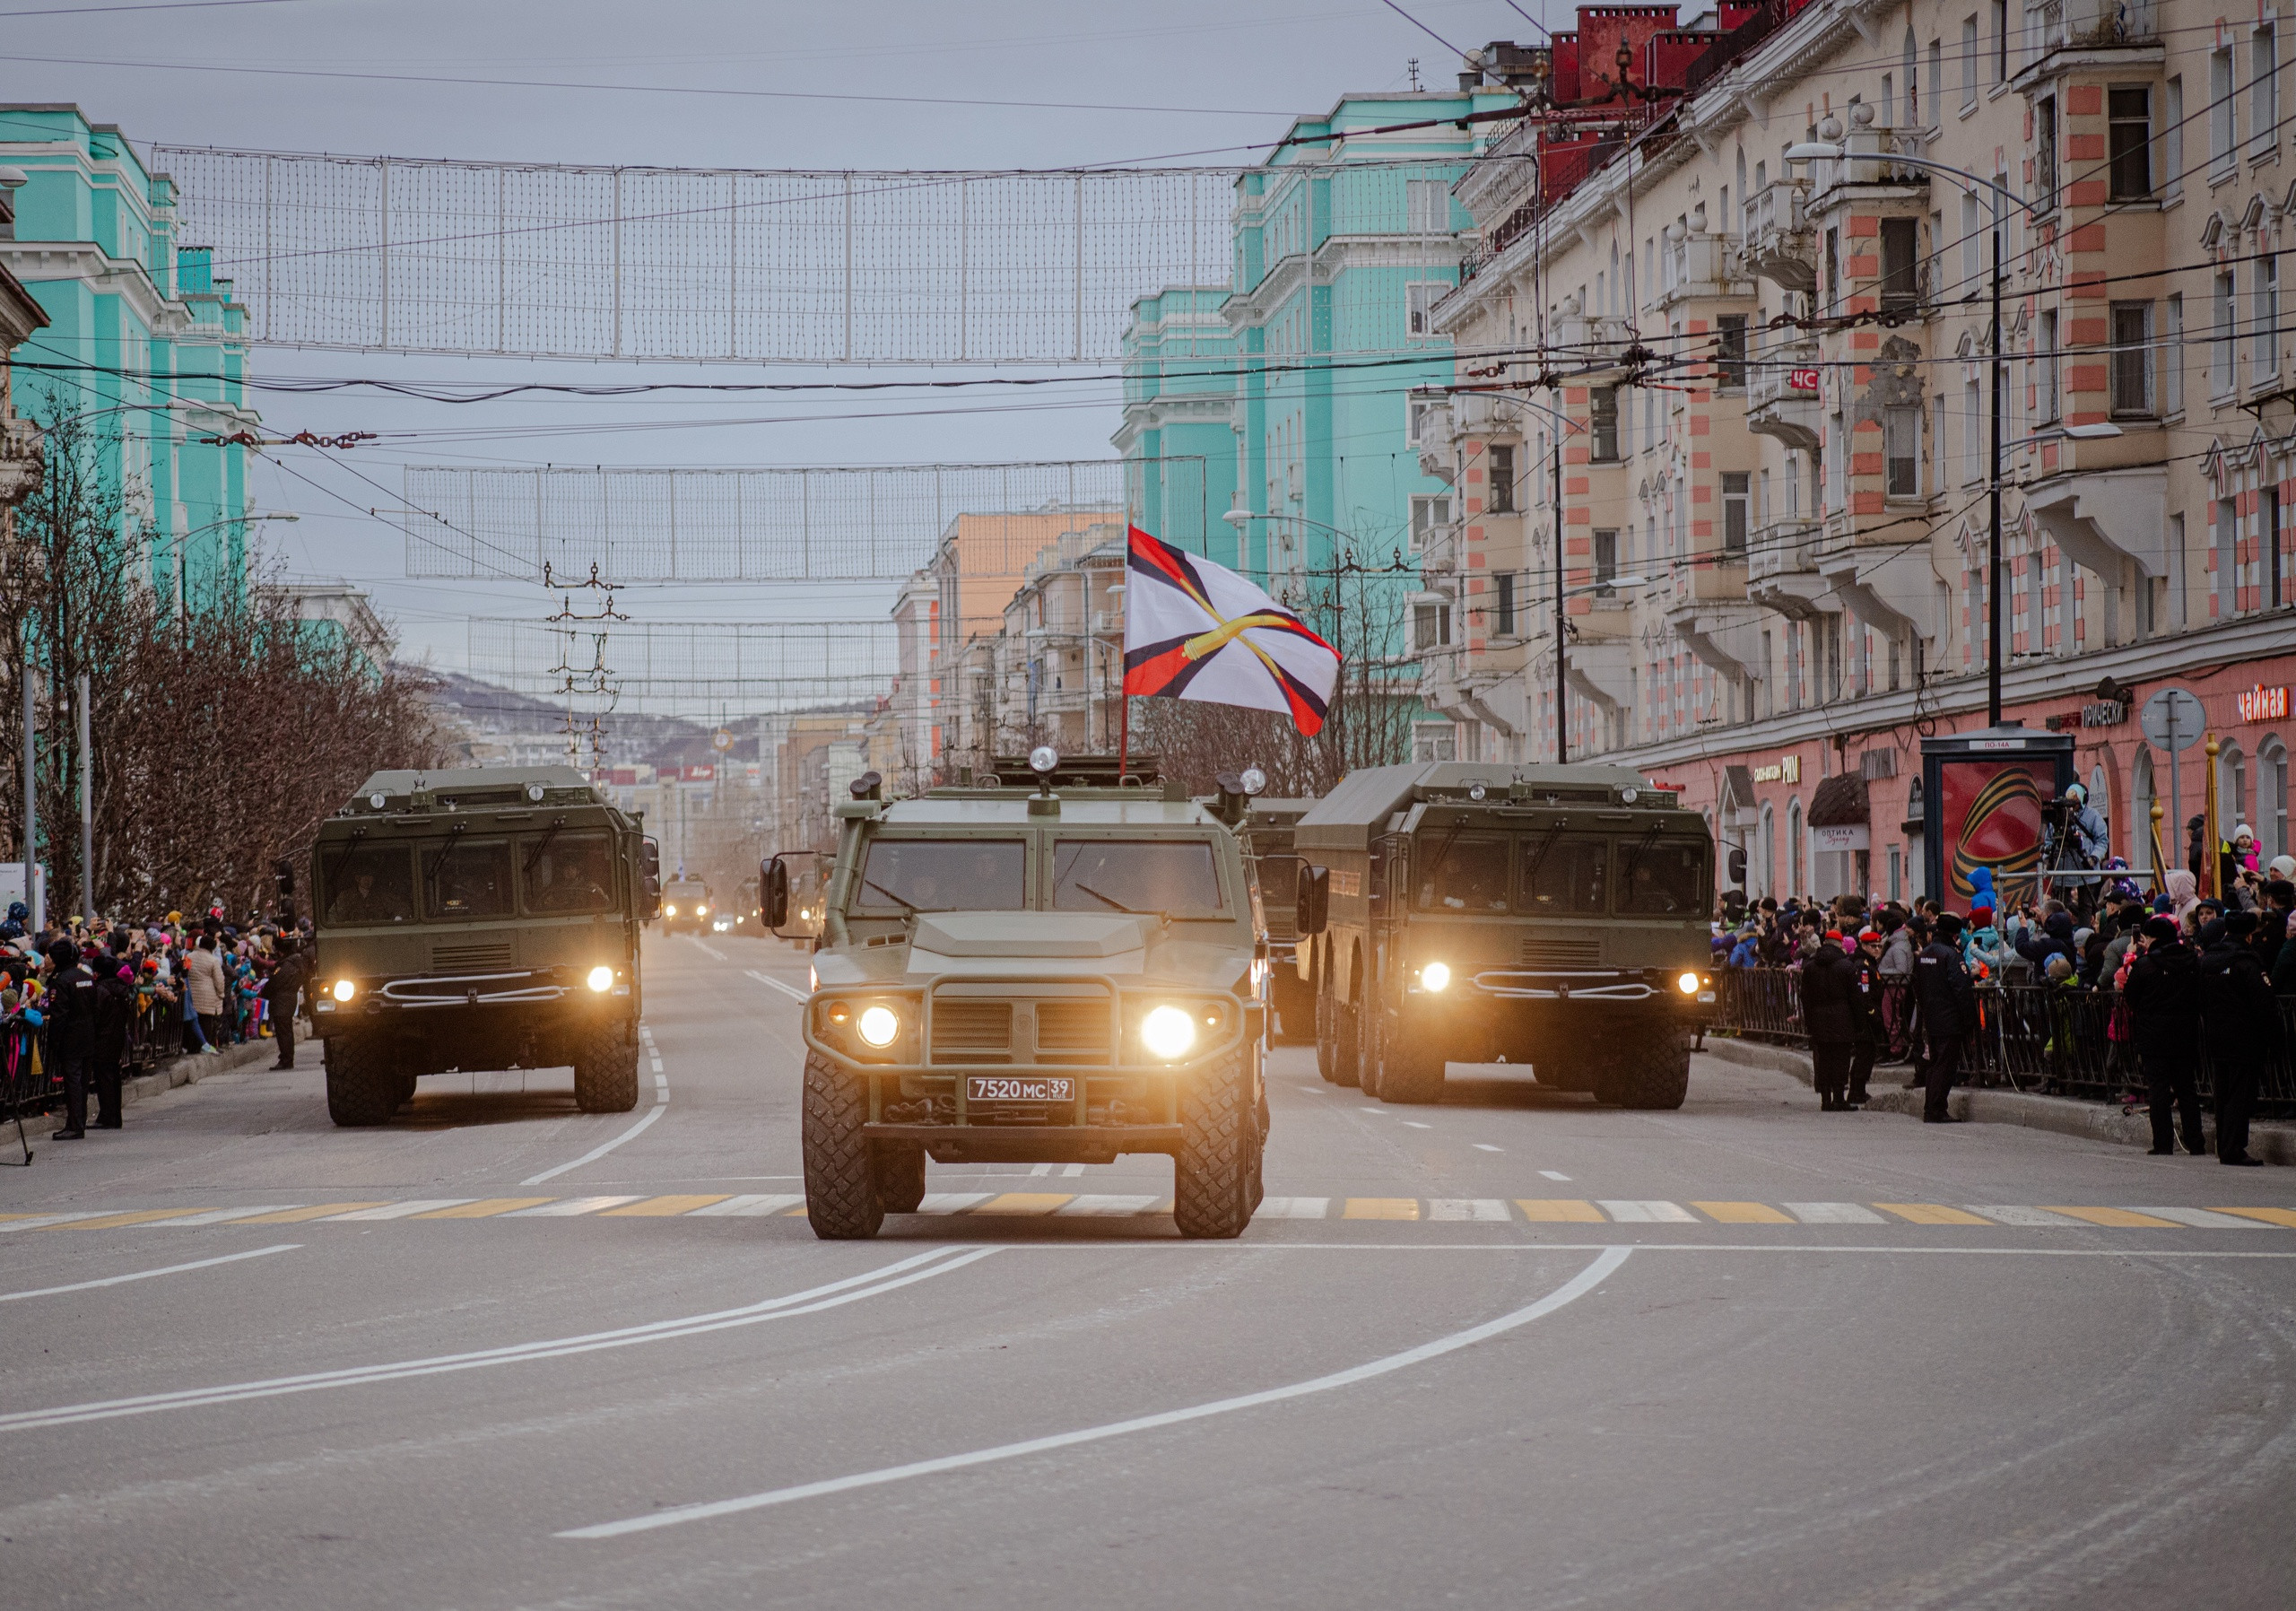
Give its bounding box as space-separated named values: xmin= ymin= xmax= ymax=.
xmin=4 ymin=931 xmax=2294 ymax=1610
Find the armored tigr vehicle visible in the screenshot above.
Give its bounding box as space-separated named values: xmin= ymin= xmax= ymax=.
xmin=770 ymin=760 xmax=1268 ymax=1241
xmin=657 ymin=876 xmax=710 ymax=934
xmin=309 ymin=765 xmax=657 ymax=1126
xmin=1237 ymin=797 xmax=1317 ymax=1043
xmin=1294 ymin=762 xmax=1715 ymax=1108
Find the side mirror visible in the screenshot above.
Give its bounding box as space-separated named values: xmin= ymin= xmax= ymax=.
xmin=763 ymin=857 xmax=790 ymax=930
xmin=1727 ymin=846 xmax=1747 ymax=886
xmin=1296 ymin=865 xmax=1330 ymax=936
xmin=639 ymin=838 xmax=663 ymax=920
xmin=272 ymin=857 xmax=295 ymax=897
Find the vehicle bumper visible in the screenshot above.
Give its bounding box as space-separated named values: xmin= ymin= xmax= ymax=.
xmin=313 ymin=971 xmax=632 ymax=1038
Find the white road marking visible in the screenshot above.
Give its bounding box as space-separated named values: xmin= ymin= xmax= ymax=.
xmin=745 ymin=968 xmax=808 ymax=1003
xmin=559 ymin=1246 xmax=1632 ymax=1538
xmin=1027 ymin=1163 xmax=1053 ymax=1177
xmin=688 ymin=1194 xmax=805 ymax=1217
xmin=1297 ymin=1086 xmax=1323 ymax=1094
xmin=1257 ymin=1197 xmax=1331 ymax=1219
xmin=1473 ymin=1145 xmax=1503 ymax=1154
xmin=1598 ymin=1200 xmax=1696 ymax=1223
xmin=1784 ymin=1202 xmax=1888 ymax=1223
xmin=688 ymin=937 xmax=727 ymax=962
xmin=1538 ymin=1169 xmax=1570 ymax=1180
xmin=653 ymin=1075 xmax=669 ymax=1093
xmin=0 ymin=1244 xmax=299 ymax=1302
xmin=522 ymin=1080 xmax=672 ymax=1186
xmin=507 ymin=1197 xmax=641 ymax=1217
xmin=1428 ymin=1199 xmax=1510 ymax=1223
xmin=917 ymin=1193 xmax=994 ymax=1213
xmin=327 ymin=1200 xmax=474 ymax=1221
xmin=1357 ymin=1106 xmax=1383 ymax=1115
xmin=1401 ymin=1121 xmax=1432 ymax=1130
xmin=0 ymin=1248 xmax=994 ymax=1434
xmin=0 ymin=1212 xmax=116 ymax=1232
xmin=2129 ymin=1206 xmax=2268 ymax=1229
xmin=1055 ymin=1195 xmax=1161 ymax=1216
xmin=149 ymin=1206 xmax=302 ymax=1226
xmin=1967 ymin=1206 xmax=2086 ymax=1226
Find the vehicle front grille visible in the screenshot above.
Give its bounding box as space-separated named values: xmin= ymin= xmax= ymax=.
xmin=432 ymin=943 xmax=514 ymax=971
xmin=1518 ymin=936 xmax=1601 ymax=969
xmin=1034 ymin=1000 xmax=1112 ymax=1063
xmin=930 ymin=999 xmax=1013 ymax=1064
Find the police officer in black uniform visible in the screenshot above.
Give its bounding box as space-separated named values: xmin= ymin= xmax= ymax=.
xmin=45 ymin=938 xmax=98 ymax=1140
xmin=2198 ymin=910 xmax=2282 ymax=1166
xmin=1911 ymin=911 xmax=1976 ymax=1124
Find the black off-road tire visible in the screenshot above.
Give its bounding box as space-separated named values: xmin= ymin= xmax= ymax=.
xmin=803 ymin=1051 xmax=884 ymax=1240
xmin=1592 ymin=1027 xmax=1692 ymax=1110
xmin=1174 ymin=1053 xmax=1256 ymax=1240
xmin=1374 ymin=1007 xmax=1446 ymax=1104
xmin=1249 ymin=1081 xmax=1270 ymax=1212
xmin=572 ymin=1022 xmax=640 ymax=1113
xmin=393 ymin=1071 xmax=418 ymax=1110
xmin=324 ymin=1035 xmax=398 ymax=1127
xmin=1314 ymin=965 xmax=1340 ymax=1082
xmin=871 ymin=1141 xmax=926 ymax=1214
xmin=1332 ymin=997 xmax=1361 ymax=1090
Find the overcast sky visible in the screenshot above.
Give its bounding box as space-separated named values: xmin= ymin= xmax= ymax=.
xmin=3 ymin=0 xmax=1554 ymax=701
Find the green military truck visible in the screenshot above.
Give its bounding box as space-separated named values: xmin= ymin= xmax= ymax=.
xmin=657 ymin=876 xmax=710 ymax=935
xmin=309 ymin=765 xmax=658 ymax=1126
xmin=1238 ymin=797 xmax=1317 ymax=1043
xmin=767 ymin=751 xmax=1269 ymax=1241
xmin=1293 ymin=762 xmax=1715 ymax=1108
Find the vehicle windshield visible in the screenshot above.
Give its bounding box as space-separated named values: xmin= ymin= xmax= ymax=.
xmin=1417 ymin=836 xmax=1509 ymax=911
xmin=1252 ymin=853 xmax=1300 ymax=910
xmin=426 ymin=839 xmax=514 ymax=919
xmin=1617 ymin=840 xmax=1705 ymax=915
xmin=855 ymin=839 xmax=1027 ymax=911
xmin=322 ymin=843 xmax=416 ymax=926
xmin=1519 ymin=835 xmax=1609 ymax=914
xmin=526 ymin=831 xmax=615 ymax=914
xmin=1052 ymin=840 xmax=1223 ymax=915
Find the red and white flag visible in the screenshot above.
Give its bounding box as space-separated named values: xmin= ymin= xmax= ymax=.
xmin=1121 ymin=525 xmax=1341 ymax=736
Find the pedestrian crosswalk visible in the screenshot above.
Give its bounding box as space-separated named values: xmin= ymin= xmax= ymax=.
xmin=4 ymin=1197 xmax=2295 ymax=1231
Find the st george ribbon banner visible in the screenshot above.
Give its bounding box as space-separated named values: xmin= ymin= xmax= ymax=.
xmin=1122 ymin=526 xmax=1339 ymax=736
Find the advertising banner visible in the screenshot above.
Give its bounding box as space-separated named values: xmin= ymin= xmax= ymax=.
xmin=1933 ymin=759 xmax=2047 ymax=910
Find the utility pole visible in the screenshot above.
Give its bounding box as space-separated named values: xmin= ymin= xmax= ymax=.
xmin=76 ymin=672 xmax=92 ymax=925
xmin=1987 ymin=221 xmax=2004 ymax=727
xmin=1552 ymin=383 xmax=1568 ymax=764
xmin=19 ymin=630 xmax=35 ymax=934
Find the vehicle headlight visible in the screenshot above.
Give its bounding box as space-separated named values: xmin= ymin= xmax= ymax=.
xmin=331 ymin=978 xmax=356 ymax=1003
xmin=857 ymin=1005 xmax=900 ymax=1049
xmin=1141 ymin=1005 xmax=1197 ymax=1060
xmin=696 ymin=904 xmax=708 ymax=916
xmin=664 ymin=903 xmax=677 ymax=916
xmin=1676 ymin=971 xmax=1701 ymax=995
xmin=587 ymin=965 xmax=615 ymax=993
xmin=1420 ymin=961 xmax=1452 ymax=992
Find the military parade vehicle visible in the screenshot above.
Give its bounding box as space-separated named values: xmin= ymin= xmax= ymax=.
xmin=657 ymin=875 xmax=711 ymax=935
xmin=1292 ymin=762 xmax=1716 ymax=1108
xmin=767 ymin=749 xmax=1269 ymax=1241
xmin=309 ymin=765 xmax=658 ymax=1126
xmin=1236 ymin=796 xmax=1317 ymax=1042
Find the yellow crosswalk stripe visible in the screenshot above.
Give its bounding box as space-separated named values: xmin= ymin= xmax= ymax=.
xmin=1514 ymin=1198 xmax=1605 ymax=1222
xmin=1344 ymin=1197 xmax=1420 ymax=1220
xmin=220 ymin=1203 xmax=392 ymax=1224
xmin=2040 ymin=1206 xmax=2182 ymax=1228
xmin=413 ymin=1197 xmax=557 ymax=1219
xmin=1694 ymin=1201 xmax=1794 ymax=1223
xmin=1874 ymin=1203 xmax=1992 ymax=1225
xmin=971 ymin=1193 xmax=1075 ymax=1215
xmin=598 ymin=1195 xmax=733 ymax=1216
xmin=46 ymin=1208 xmax=219 ymax=1231
xmin=2209 ymin=1206 xmax=2296 ymax=1228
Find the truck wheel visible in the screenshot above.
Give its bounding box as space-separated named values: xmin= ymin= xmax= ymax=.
xmin=1374 ymin=1008 xmax=1445 ymax=1104
xmin=394 ymin=1071 xmax=418 ymax=1110
xmin=1331 ymin=998 xmax=1362 ymax=1091
xmin=803 ymin=1051 xmax=884 ymax=1240
xmin=1174 ymin=1053 xmax=1255 ymax=1240
xmin=1249 ymin=1077 xmax=1270 ymax=1213
xmin=324 ymin=1036 xmax=398 ymax=1127
xmin=572 ymin=1023 xmax=640 ymax=1113
xmin=1593 ymin=1028 xmax=1692 ymax=1110
xmin=871 ymin=1142 xmax=926 ymax=1214
xmin=1314 ymin=970 xmax=1340 ymax=1082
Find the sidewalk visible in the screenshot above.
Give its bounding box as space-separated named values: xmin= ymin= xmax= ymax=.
xmin=119 ymin=1037 xmax=277 ymax=1109
xmin=1700 ymin=1037 xmax=2296 ymax=1165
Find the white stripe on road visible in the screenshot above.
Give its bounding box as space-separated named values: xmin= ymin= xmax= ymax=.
xmin=1537 ymin=1170 xmax=1570 ymax=1180
xmin=688 ymin=936 xmax=728 ymax=962
xmin=505 ymin=1197 xmax=643 ymax=1217
xmin=559 ymin=1246 xmax=1632 ymax=1539
xmin=1598 ymin=1200 xmax=1696 ymax=1223
xmin=745 ymin=969 xmax=808 ymax=1003
xmin=1257 ymin=1197 xmax=1331 ymax=1219
xmin=1967 ymin=1206 xmax=2086 ymax=1227
xmin=1783 ymin=1202 xmax=1887 ymax=1224
xmin=0 ymin=1247 xmax=993 ymax=1433
xmin=0 ymin=1244 xmax=299 ymax=1302
xmin=687 ymin=1195 xmax=804 ymax=1217
xmin=1429 ymin=1198 xmax=1510 ymax=1223
xmin=0 ymin=1213 xmax=117 ymax=1232
xmin=522 ymin=1068 xmax=672 ymax=1187
xmin=328 ymin=1200 xmax=474 ymax=1221
xmin=916 ymin=1193 xmax=994 ymax=1213
xmin=145 ymin=1206 xmax=302 ymax=1226
xmin=2128 ymin=1206 xmax=2269 ymax=1229
xmin=1053 ymin=1195 xmax=1161 ymax=1216
xmin=1473 ymin=1144 xmax=1503 ymax=1154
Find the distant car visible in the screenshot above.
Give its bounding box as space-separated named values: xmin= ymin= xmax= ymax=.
xmin=658 ymin=878 xmax=710 ymax=934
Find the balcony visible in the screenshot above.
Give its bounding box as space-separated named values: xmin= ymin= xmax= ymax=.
xmin=0 ymin=415 xmax=40 ymax=508
xmin=1549 ymin=300 xmax=1642 ymax=375
xmin=1657 ymin=215 xmax=1753 ymax=309
xmin=1746 ymin=517 xmax=1831 ymax=620
xmin=1739 ymin=180 xmax=1814 ymax=292
xmin=1746 ymin=338 xmax=1822 ymax=450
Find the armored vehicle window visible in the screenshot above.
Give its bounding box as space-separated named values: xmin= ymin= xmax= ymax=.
xmin=1252 ymin=854 xmax=1300 ymax=910
xmin=323 ymin=844 xmax=415 ymax=926
xmin=1052 ymin=840 xmax=1222 ymax=915
xmin=856 ymin=839 xmax=1025 ymax=912
xmin=1617 ymin=839 xmax=1704 ymax=915
xmin=526 ymin=831 xmax=615 ymax=914
xmin=1518 ymin=836 xmax=1607 ymax=914
xmin=426 ymin=839 xmax=514 ymax=919
xmin=1418 ymin=836 xmax=1509 ymax=911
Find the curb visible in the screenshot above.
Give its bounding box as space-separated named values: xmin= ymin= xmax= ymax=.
xmin=120 ymin=1037 xmax=278 ymax=1109
xmin=1698 ymin=1035 xmax=2296 ymax=1165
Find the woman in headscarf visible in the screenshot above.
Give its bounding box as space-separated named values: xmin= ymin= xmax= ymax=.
xmin=2162 ymin=866 xmax=2198 ymax=928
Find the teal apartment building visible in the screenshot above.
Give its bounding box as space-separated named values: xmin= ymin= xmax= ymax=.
xmin=0 ymin=106 xmax=257 ymax=606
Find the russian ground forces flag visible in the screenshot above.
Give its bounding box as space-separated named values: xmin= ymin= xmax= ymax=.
xmin=1121 ymin=525 xmax=1341 ymax=736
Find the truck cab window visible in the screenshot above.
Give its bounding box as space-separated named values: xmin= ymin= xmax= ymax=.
xmin=427 ymin=840 xmax=514 ymax=919
xmin=323 ymin=844 xmax=415 ymax=926
xmin=525 ymin=831 xmax=615 ymax=913
xmin=1518 ymin=836 xmax=1607 ymax=913
xmin=1418 ymin=836 xmax=1509 ymax=911
xmin=855 ymin=839 xmax=1026 ymax=911
xmin=1053 ymin=840 xmax=1223 ymax=914
xmin=1617 ymin=840 xmax=1704 ymax=915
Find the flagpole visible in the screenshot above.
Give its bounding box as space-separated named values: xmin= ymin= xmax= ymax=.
xmin=1118 ymin=687 xmax=1129 ymax=780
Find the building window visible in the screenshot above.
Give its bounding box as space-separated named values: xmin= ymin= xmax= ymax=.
xmin=1496 ymin=570 xmax=1517 ymax=636
xmin=1881 ymin=217 xmax=1920 ymax=310
xmin=2108 ymin=85 xmax=2152 ymax=199
xmin=1789 ymin=797 xmax=1805 ymax=893
xmin=1589 ymin=387 xmax=1620 ymax=461
xmin=1489 ymin=442 xmax=1516 ymax=513
xmin=1406 ymin=281 xmax=1442 ymax=338
xmin=1961 ymin=16 xmax=1979 ymax=108
xmin=1885 ymin=406 xmax=1921 ymax=497
xmin=2212 ymin=48 xmax=2235 ymax=173
xmin=1723 ymin=472 xmax=1750 ymax=553
xmin=2035 ymin=96 xmax=2058 ymax=212
xmin=2110 ymin=301 xmax=2153 ymax=415
xmin=2213 ymin=271 xmax=2237 ymax=395
xmin=1413 ymin=600 xmax=1452 ymax=650
xmin=1990 ymin=0 xmax=2007 ymax=83
xmin=2165 ymin=292 xmax=2185 ymax=413
xmin=1592 ymin=528 xmax=1620 ymax=597
xmin=2165 ymin=77 xmax=2183 ymax=199
xmin=2253 ymin=23 xmax=2280 ymax=160
xmin=2268 ymin=486 xmax=2284 ymax=610
xmin=1411 ymin=721 xmax=1457 ymax=762
xmin=2256 ymin=252 xmax=2279 ymax=378
xmin=1716 ymin=313 xmax=1748 ymax=388
xmin=1926 ymin=39 xmax=1942 ymax=121
xmin=1824 ymin=226 xmax=1840 ymax=313
xmin=2215 ymin=498 xmax=2239 ymax=617
xmin=1408 ymin=396 xmax=1438 ymax=445
xmin=2039 ymin=310 xmax=2059 ymax=422
xmin=1408 ymin=493 xmax=1451 ymax=551
xmin=1961 ymin=378 xmax=1982 ymax=483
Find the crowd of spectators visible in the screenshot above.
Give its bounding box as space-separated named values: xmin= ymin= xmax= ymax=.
xmin=2 ymin=902 xmax=311 ymax=1140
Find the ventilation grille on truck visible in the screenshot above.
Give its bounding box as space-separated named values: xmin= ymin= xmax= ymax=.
xmin=930 ymin=999 xmax=1013 ymax=1064
xmin=431 ymin=942 xmax=514 ymax=972
xmin=1517 ymin=936 xmax=1601 ymax=970
xmin=1034 ymin=1000 xmax=1112 ymax=1063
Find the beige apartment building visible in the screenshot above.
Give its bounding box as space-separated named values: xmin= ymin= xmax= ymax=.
xmin=1428 ymin=0 xmax=2295 ymax=903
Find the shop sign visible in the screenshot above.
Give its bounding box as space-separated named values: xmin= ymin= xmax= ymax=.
xmin=2238 ymin=684 xmax=2290 ymax=722
xmin=1751 ymin=754 xmax=1801 ymax=784
xmin=2080 ymin=700 xmax=2126 ymax=727
xmin=1787 ymin=368 xmax=1821 ymax=393
xmin=1810 ymin=823 xmax=1870 ymax=852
